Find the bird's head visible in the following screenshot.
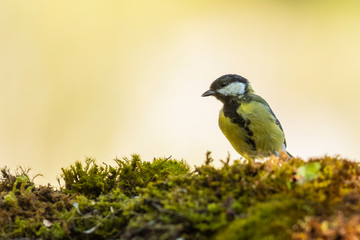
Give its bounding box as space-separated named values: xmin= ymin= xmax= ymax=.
xmin=202 ymin=74 xmax=253 ymax=102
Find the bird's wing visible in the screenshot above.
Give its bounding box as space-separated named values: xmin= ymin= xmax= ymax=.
xmin=248 ymin=94 xmax=287 ymax=147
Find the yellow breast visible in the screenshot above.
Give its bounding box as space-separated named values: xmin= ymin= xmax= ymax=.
xmin=218 ymin=100 xmax=285 ymax=160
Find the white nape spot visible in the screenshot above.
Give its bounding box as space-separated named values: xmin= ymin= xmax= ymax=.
xmin=217 ymin=82 xmax=246 ymax=96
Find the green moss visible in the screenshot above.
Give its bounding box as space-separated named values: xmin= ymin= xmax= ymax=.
xmin=217 ymin=197 xmax=312 ymax=240
xmin=61 ymin=155 xmax=190 ymax=198
xmin=0 ymin=167 xmax=73 ymax=239
xmin=37 ymin=222 xmax=69 ymax=239
xmin=1 ymin=154 xmax=360 ymax=239
xmin=3 ymin=191 xmax=18 ymax=208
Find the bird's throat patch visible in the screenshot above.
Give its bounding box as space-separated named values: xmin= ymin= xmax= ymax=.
xmin=223 ymin=100 xmax=256 ymax=151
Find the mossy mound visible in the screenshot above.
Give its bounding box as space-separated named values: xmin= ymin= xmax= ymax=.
xmin=1 ymin=153 xmax=360 ymax=239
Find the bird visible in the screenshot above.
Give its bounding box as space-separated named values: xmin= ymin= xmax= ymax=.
xmin=202 ymin=74 xmax=292 ymax=160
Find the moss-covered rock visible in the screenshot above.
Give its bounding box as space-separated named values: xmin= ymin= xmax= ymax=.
xmin=1 ymin=153 xmax=360 ymax=239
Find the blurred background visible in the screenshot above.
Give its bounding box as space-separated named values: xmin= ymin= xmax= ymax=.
xmin=1 ymin=0 xmax=359 ymax=185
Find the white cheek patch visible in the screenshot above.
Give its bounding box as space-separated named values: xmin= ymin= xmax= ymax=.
xmin=217 ymin=82 xmax=246 ymax=96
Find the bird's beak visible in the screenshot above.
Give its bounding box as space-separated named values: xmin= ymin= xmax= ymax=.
xmin=201 ymin=89 xmax=214 ymax=97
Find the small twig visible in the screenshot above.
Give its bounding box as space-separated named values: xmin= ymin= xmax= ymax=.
xmin=160 ymin=155 xmax=172 ymax=165
xmin=220 ymin=152 xmax=231 ymax=166
xmin=205 ymin=151 xmax=213 ymax=165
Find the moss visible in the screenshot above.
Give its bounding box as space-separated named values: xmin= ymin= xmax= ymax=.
xmin=0 ymin=168 xmax=73 ymax=239
xmin=217 ymin=197 xmax=311 ymax=240
xmin=61 ymin=155 xmax=190 ymax=198
xmin=1 ymin=154 xmax=360 ymax=239
xmin=3 ymin=191 xmax=18 ymax=208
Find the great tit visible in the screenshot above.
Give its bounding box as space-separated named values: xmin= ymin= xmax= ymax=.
xmin=202 ymin=74 xmax=292 ymax=160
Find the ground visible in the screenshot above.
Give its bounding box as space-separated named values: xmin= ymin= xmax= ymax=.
xmin=1 ymin=152 xmax=360 ymax=239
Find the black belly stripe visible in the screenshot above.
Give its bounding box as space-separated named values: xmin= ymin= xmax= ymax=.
xmin=223 ymin=100 xmax=245 ymax=127
xmin=223 ymin=99 xmax=256 ymax=151
xmin=244 ymin=126 xmax=253 ymax=136
xmin=245 ymin=137 xmax=257 ymax=151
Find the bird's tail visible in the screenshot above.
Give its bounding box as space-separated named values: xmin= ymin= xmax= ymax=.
xmin=281 ymin=143 xmax=293 ymax=159
xmin=286 ymin=151 xmax=294 ymax=158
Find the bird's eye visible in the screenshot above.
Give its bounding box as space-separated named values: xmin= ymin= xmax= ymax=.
xmin=221 ymin=82 xmax=227 ymax=87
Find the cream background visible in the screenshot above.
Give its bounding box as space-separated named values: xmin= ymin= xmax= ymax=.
xmin=1 ymin=0 xmax=359 ymax=185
